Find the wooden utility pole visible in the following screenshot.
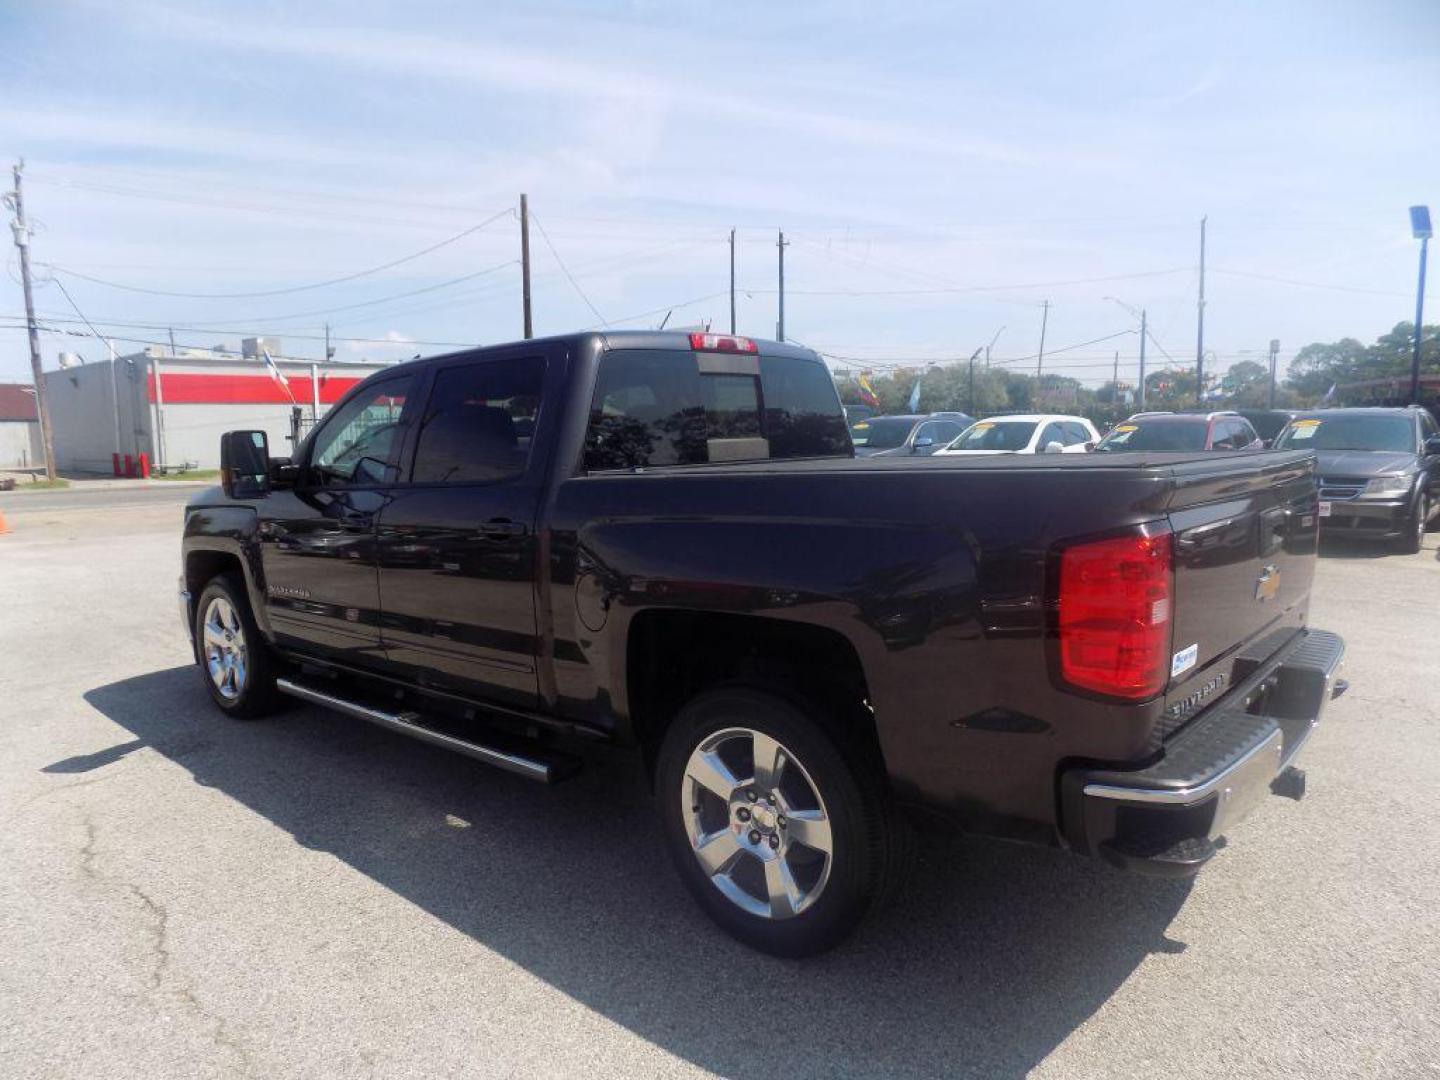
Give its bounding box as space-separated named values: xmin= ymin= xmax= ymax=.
xmin=1195 ymin=215 xmax=1207 ymax=406
xmin=520 ymin=194 xmax=533 ymax=339
xmin=1035 ymin=299 xmax=1050 ymax=379
xmin=776 ymin=230 xmax=789 ymax=342
xmin=8 ymin=160 xmax=57 ymax=479
xmin=1138 ymin=308 xmax=1149 ymax=410
xmin=729 ymin=228 xmax=736 ymax=334
xmin=1268 ymin=338 xmax=1281 ymax=409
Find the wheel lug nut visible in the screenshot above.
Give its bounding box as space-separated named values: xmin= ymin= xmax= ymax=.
xmin=736 ymin=807 xmax=751 ymax=822
xmin=767 ymin=794 xmax=776 ymax=805
xmin=746 ymin=789 xmax=757 ymax=802
xmin=768 ymin=835 xmax=780 ymax=850
xmin=748 ymin=830 xmax=761 ymax=844
xmin=777 ymin=816 xmax=787 ymax=828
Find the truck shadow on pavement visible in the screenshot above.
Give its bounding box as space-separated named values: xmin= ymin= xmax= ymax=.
xmin=81 ymin=666 xmax=1192 ymax=1080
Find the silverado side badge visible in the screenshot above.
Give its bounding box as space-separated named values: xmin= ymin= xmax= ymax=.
xmin=1255 ymin=565 xmax=1281 ymax=602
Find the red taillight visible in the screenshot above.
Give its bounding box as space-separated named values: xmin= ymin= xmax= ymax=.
xmin=1058 ymin=530 xmax=1173 ymax=700
xmin=689 ymin=332 xmax=758 ymax=354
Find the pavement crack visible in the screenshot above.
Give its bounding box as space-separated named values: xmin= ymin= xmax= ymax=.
xmin=76 ymin=816 xmax=253 ymax=1072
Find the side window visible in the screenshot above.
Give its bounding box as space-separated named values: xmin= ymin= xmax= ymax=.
xmin=1062 ymin=421 xmax=1090 ymax=445
xmin=1419 ymin=412 xmax=1437 ymax=441
xmin=933 ymin=421 xmax=963 ymax=445
xmin=1236 ymin=420 xmax=1259 ymax=447
xmin=1039 ymin=422 xmax=1066 ymax=448
xmin=308 ymin=374 xmax=417 ymax=487
xmin=912 ymin=422 xmax=940 ymax=446
xmin=1209 ymin=421 xmax=1233 ymax=449
xmin=411 ymin=356 xmax=545 ymax=484
xmin=760 ymin=357 xmax=850 ymax=457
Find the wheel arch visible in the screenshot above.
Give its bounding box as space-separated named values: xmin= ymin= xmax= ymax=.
xmin=624 ymin=608 xmax=881 ymax=780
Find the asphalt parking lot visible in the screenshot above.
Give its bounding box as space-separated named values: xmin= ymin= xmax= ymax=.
xmin=1 ymin=488 xmax=1437 ymax=1079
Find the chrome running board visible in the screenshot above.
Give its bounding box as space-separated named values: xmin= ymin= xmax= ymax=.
xmin=276 ymin=677 xmax=561 ymax=782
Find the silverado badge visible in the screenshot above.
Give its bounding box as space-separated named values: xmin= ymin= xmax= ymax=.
xmin=1254 ymin=564 xmax=1281 ymax=602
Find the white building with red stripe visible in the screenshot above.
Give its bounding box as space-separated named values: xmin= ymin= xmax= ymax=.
xmin=43 ymin=340 xmax=394 ymax=474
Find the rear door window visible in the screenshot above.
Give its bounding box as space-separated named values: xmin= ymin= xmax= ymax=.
xmin=1038 ymin=422 xmax=1067 ymax=449
xmin=411 ymin=355 xmax=545 ymax=484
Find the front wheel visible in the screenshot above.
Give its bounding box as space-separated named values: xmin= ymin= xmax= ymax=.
xmin=1395 ymin=494 xmax=1428 ymax=555
xmin=655 ymin=685 xmax=905 ymax=957
xmin=193 ymin=574 xmax=281 ymax=718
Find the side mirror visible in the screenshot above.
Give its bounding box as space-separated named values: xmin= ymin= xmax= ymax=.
xmin=1425 ymin=435 xmax=1440 ymax=457
xmin=1042 ymin=441 xmax=1065 ymax=454
xmin=220 ymin=430 xmax=271 ymax=499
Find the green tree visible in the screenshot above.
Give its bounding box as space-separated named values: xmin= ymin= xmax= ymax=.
xmin=1285 ymin=322 xmax=1439 ymax=403
xmin=1286 ymin=337 xmax=1369 ymax=400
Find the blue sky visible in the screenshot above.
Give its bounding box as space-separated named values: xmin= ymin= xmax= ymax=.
xmin=1 ymin=0 xmax=1437 ymax=386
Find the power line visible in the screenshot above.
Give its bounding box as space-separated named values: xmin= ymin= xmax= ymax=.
xmin=578 ymin=290 xmax=732 ymax=331
xmin=529 ymin=211 xmax=607 ymax=327
xmin=1209 ymin=267 xmax=1435 ymax=300
xmin=2 ymin=314 xmax=478 ymax=350
xmin=39 ymin=207 xmax=514 ymax=299
xmin=746 ymin=267 xmax=1193 ymax=299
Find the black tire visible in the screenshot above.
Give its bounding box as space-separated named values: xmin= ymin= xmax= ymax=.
xmin=193 ymin=574 xmax=282 ymax=718
xmin=1395 ymin=494 xmax=1428 ymax=555
xmin=654 ymin=684 xmax=906 ymax=957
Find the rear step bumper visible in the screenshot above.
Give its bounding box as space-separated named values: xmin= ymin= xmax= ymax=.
xmin=275 ymin=677 xmax=578 ymax=783
xmin=1060 ymin=627 xmax=1345 ymax=878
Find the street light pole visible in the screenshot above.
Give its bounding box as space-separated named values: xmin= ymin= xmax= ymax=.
xmin=984 ymin=325 xmax=1005 ymax=368
xmin=1409 ymin=206 xmax=1432 ymax=406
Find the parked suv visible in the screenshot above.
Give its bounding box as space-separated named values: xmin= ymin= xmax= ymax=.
xmin=1273 ymin=406 xmax=1440 ymax=553
xmin=1096 ymin=411 xmax=1263 ymax=453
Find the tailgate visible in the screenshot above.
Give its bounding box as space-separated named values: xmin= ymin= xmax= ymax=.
xmin=1162 ymin=453 xmax=1318 ymax=722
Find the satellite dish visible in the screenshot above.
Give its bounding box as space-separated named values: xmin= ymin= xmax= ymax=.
xmin=57 ymin=351 xmax=80 ymax=370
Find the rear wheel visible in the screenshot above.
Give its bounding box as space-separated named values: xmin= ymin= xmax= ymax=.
xmin=193 ymin=574 xmax=281 ymax=718
xmin=655 ymin=684 xmax=904 ymax=957
xmin=1395 ymin=493 xmax=1428 ymax=555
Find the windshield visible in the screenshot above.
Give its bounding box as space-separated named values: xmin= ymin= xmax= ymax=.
xmin=1096 ymin=421 xmax=1208 ymax=452
xmin=1273 ymin=415 xmax=1415 ymax=453
xmin=851 ymin=417 xmax=915 ymax=449
xmin=947 ymin=420 xmax=1037 ymax=451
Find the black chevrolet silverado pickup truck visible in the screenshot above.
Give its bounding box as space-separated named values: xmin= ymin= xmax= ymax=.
xmin=180 ymin=330 xmax=1345 ymax=956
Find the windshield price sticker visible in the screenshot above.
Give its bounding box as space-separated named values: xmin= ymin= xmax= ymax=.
xmin=1290 ymin=421 xmax=1319 ymax=440
xmin=1114 ymin=424 xmax=1138 ymax=432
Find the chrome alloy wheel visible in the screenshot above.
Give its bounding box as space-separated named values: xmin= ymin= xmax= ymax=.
xmin=202 ymin=596 xmax=248 ymax=700
xmin=682 ymin=727 xmax=834 ymax=920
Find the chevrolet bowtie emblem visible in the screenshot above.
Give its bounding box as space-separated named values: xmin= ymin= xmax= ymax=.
xmin=1255 ymin=564 xmax=1281 ymax=602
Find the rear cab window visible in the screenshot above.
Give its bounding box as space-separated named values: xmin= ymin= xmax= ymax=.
xmin=583 ymin=348 xmax=850 ymax=471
